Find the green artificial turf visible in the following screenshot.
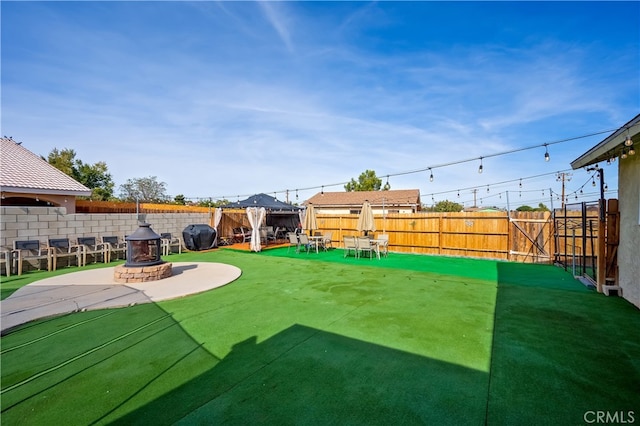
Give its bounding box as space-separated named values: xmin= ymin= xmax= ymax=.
xmin=1 ymin=249 xmax=638 ymax=425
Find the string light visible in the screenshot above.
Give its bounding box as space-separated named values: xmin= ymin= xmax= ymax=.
xmin=544 ymin=144 xmax=550 ymax=162
xmin=624 ymin=133 xmax=633 ymax=146
xmin=177 ymin=125 xmax=638 ymax=203
xmin=478 ymin=157 xmax=483 ymax=174
xmin=429 ymin=168 xmax=434 ymax=182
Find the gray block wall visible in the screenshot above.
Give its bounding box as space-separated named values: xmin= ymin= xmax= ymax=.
xmin=1 ymin=206 xmax=209 ymax=251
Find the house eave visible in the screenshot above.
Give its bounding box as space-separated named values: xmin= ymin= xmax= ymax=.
xmin=0 ymin=186 xmax=92 ymax=197
xmin=571 ymin=114 xmax=640 ymax=169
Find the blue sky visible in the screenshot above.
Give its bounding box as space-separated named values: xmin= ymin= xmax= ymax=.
xmin=2 ymin=1 xmax=639 ymax=208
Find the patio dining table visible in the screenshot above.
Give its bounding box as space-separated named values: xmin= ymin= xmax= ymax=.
xmin=368 ymin=239 xmax=384 ymax=259
xmin=308 ymin=235 xmax=323 ymax=253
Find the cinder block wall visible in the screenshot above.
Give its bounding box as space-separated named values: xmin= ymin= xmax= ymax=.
xmin=1 ymin=206 xmax=210 ymax=249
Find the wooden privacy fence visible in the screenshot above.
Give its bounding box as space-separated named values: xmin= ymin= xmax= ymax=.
xmin=77 ymin=200 xmax=213 ymax=214
xmin=76 ymin=201 xmax=555 ymax=263
xmin=315 ymin=211 xmax=553 ymax=263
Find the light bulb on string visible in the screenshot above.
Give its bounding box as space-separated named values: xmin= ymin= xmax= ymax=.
xmin=592 ymin=178 xmax=596 ymax=187
xmin=457 ymin=190 xmax=460 ymax=198
xmin=630 ymin=146 xmax=636 ymax=156
xmin=478 ymin=157 xmax=483 ymax=174
xmin=296 ymin=190 xmax=299 ymax=200
xmin=544 ymin=144 xmax=550 ymax=162
xmin=519 ymin=179 xmax=523 ymax=189
xmin=625 ymin=132 xmax=633 ymax=146
xmin=429 ymin=168 xmax=434 ymax=182
xmin=486 ymin=185 xmax=490 ymax=193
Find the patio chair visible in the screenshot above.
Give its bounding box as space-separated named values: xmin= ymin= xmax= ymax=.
xmin=12 ymin=240 xmax=52 ymax=275
xmin=160 ymin=233 xmax=182 ymax=255
xmin=266 ymin=226 xmax=277 ymax=244
xmin=232 ymin=227 xmax=252 ymax=243
xmin=321 ymin=231 xmax=333 ymax=250
xmin=287 ymin=232 xmax=300 ymax=253
xmin=1 ymin=247 xmax=12 ymax=277
xmin=77 ymin=237 xmax=108 ymax=265
xmin=343 ymin=236 xmax=358 ymax=258
xmin=298 ymin=234 xmax=317 ymax=254
xmin=48 ymin=238 xmax=83 ymax=270
xmin=101 ymin=236 xmax=127 ymax=262
xmin=377 ymin=234 xmax=389 ymax=257
xmin=357 ymin=237 xmax=375 ymax=260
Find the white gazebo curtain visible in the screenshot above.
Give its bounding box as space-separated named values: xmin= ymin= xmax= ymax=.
xmin=213 ymin=207 xmax=222 ymax=245
xmin=246 ymin=207 xmax=266 ymax=252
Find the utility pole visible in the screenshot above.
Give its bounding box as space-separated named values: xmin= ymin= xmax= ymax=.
xmin=471 ymin=189 xmax=478 ymax=207
xmin=556 ymin=172 xmax=572 ymax=209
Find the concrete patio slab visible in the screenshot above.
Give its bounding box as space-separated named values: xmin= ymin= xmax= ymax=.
xmin=1 ymin=262 xmax=241 ymax=334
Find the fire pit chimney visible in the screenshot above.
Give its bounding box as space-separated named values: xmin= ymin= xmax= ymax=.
xmin=125 ymin=223 xmax=164 ymax=267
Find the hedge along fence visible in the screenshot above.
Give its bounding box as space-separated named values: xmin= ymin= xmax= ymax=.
xmin=77 ymin=201 xmax=554 ymax=263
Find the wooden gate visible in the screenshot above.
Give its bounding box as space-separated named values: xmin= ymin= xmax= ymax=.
xmin=508 ymin=211 xmax=553 ymax=263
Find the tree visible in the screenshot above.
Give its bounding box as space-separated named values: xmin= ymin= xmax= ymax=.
xmin=536 ymin=203 xmax=550 ymax=212
xmin=47 ymin=148 xmax=115 ymax=200
xmin=431 ymin=200 xmax=463 ymax=212
xmin=174 ymin=194 xmax=186 ymax=205
xmin=345 ymin=170 xmax=384 ymax=191
xmin=516 ymin=203 xmax=549 ymax=212
xmin=119 ymin=176 xmax=169 ymax=203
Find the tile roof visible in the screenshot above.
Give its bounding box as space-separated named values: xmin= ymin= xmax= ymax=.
xmin=305 ymin=189 xmax=421 ymax=207
xmin=0 ymin=137 xmax=91 ymax=195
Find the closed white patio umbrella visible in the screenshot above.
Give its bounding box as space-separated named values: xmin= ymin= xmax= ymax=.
xmin=357 ymin=200 xmax=376 ymax=237
xmin=303 ymin=203 xmax=318 ymax=235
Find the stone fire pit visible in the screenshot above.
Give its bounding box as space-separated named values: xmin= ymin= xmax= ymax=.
xmin=114 ymin=263 xmax=173 ymax=284
xmin=114 ymin=222 xmax=173 ymax=284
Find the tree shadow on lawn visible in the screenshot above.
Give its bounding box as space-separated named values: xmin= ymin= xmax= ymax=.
xmin=489 ymin=262 xmax=640 ymax=425
xmin=1 ymin=301 xmax=489 ymax=425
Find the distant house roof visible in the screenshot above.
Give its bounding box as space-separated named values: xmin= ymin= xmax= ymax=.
xmin=305 ymin=189 xmax=421 ymax=209
xmin=0 ymin=137 xmax=91 ymax=196
xmin=222 ymin=193 xmax=300 ymax=212
xmin=571 ymin=114 xmax=640 ymax=169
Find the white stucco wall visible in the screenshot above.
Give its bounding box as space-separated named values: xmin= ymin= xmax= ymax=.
xmin=618 ymin=153 xmax=640 ymax=308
